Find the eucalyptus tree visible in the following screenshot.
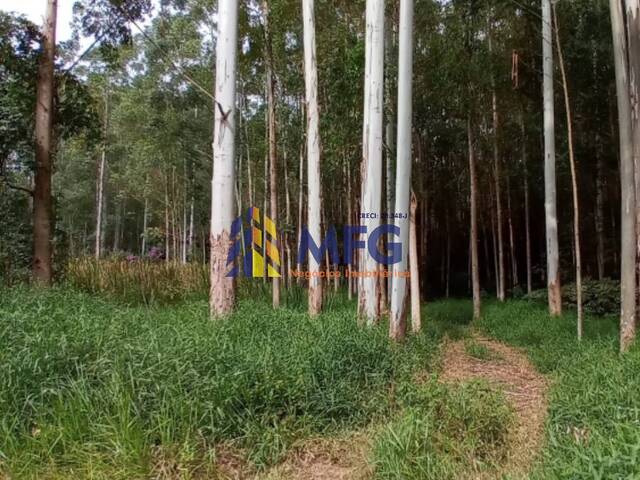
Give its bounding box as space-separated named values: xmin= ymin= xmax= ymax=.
xmin=210 ymin=0 xmax=239 ymax=317
xmin=32 ymin=0 xmax=57 ymax=284
xmin=610 ymin=0 xmax=636 ymax=351
xmin=359 ymin=0 xmax=385 ymax=324
xmin=302 ymin=0 xmax=323 ymax=316
xmin=542 ymin=0 xmax=561 ymax=315
xmin=390 ymin=0 xmax=415 ymax=341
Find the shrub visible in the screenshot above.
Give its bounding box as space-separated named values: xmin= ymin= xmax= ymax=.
xmin=525 ymin=279 xmax=620 ymax=316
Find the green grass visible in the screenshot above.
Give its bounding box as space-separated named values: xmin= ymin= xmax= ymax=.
xmin=3 ymin=285 xmax=640 ymax=479
xmin=477 ymin=300 xmax=640 ymax=479
xmin=0 ymin=286 xmax=440 ymax=479
xmin=371 ymin=379 xmax=512 ymax=479
xmin=464 ymin=339 xmax=501 ymax=361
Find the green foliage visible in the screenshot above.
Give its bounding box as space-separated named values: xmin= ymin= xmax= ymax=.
xmin=372 ymin=380 xmax=512 ymax=479
xmin=526 ymin=279 xmax=620 ymax=316
xmin=0 ymin=287 xmax=439 ymax=477
xmin=0 ymin=183 xmax=31 ymax=285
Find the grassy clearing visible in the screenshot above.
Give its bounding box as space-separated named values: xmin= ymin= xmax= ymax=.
xmin=476 ymin=300 xmax=640 ymax=479
xmin=0 ymin=286 xmax=440 ymax=479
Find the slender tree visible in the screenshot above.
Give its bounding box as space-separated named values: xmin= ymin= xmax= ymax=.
xmin=209 ymin=0 xmax=239 ymax=317
xmin=359 ymin=0 xmax=385 ymax=324
xmin=302 ymin=0 xmax=323 ymax=316
xmin=542 ymin=0 xmax=562 ymax=316
xmin=390 ymin=0 xmax=414 ymax=341
xmin=488 ymin=28 xmax=505 ymax=302
xmin=468 ymin=117 xmax=481 ymax=321
xmin=553 ymin=4 xmax=583 ymax=338
xmin=409 ymin=191 xmax=421 ymax=333
xmin=262 ymin=0 xmax=280 ymax=308
xmin=610 ymin=0 xmax=637 ymax=351
xmin=32 ymin=0 xmax=57 ymax=284
xmin=95 ymin=84 xmax=109 ymax=259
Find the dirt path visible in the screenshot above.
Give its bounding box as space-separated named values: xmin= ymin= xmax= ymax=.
xmin=439 ymin=334 xmax=549 ymax=479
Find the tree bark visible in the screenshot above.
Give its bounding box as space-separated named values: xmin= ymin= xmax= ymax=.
xmin=468 ymin=117 xmax=481 ymax=320
xmin=409 ymin=192 xmax=421 ymax=333
xmin=521 ymin=112 xmax=533 ymax=294
xmin=210 ymin=0 xmax=239 ymax=317
xmin=32 ymin=0 xmax=57 ymax=285
xmin=359 ymin=0 xmax=385 ymax=325
xmin=595 ymin=134 xmax=606 ymax=280
xmin=554 ymin=4 xmax=583 ymax=338
xmin=263 ymin=0 xmax=280 ymax=308
xmin=303 ymin=0 xmax=323 ymax=315
xmin=542 ymin=0 xmax=562 ymax=315
xmin=390 ymin=0 xmax=414 ymax=341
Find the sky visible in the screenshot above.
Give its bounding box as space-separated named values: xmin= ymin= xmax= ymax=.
xmin=2 ymin=0 xmax=76 ymax=42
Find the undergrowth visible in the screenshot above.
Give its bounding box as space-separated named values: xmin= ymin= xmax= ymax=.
xmin=0 ymin=286 xmax=438 ymax=479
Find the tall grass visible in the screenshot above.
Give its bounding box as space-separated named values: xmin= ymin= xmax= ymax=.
xmin=0 ymin=286 xmax=439 ymax=478
xmin=67 ymin=258 xmax=208 ymax=305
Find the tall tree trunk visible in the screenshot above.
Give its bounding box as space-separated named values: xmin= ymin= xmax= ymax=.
xmin=390 ymin=0 xmax=414 ymax=341
xmin=595 ymin=134 xmax=606 ymax=279
xmin=385 ymin=15 xmax=396 ymax=301
xmin=490 ymin=95 xmax=505 ymax=300
xmin=521 ymin=112 xmax=533 ymax=294
xmin=296 ymin=143 xmax=304 ymax=284
xmin=284 ymin=151 xmax=292 ymax=287
xmin=303 ymin=0 xmax=323 ymax=315
xmin=611 ymin=0 xmax=637 ymax=351
xmin=627 ymin=0 xmax=640 ymax=336
xmin=468 ymin=118 xmax=481 ymax=320
xmin=543 ymin=0 xmax=562 ymax=315
xmin=95 ymin=137 xmax=107 ymax=259
xmin=210 ymin=0 xmax=239 ymax=317
xmin=409 ymin=191 xmax=421 ymax=333
xmin=359 ymin=0 xmax=385 ymax=325
xmin=32 ymin=0 xmax=57 ymax=284
xmin=263 ymin=0 xmax=280 ymax=308
xmin=554 ymin=4 xmax=583 ymax=338
xmin=347 ymin=157 xmax=354 ymax=299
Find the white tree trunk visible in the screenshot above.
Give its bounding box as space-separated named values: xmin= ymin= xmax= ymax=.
xmin=611 ymin=0 xmax=637 ymax=351
xmin=553 ymin=4 xmax=583 ymax=338
xmin=389 ymin=0 xmax=413 ymax=340
xmin=542 ymin=0 xmax=562 ymax=315
xmin=359 ymin=0 xmax=385 ymax=324
xmin=303 ymin=0 xmax=323 ymax=315
xmin=210 ymin=0 xmax=239 ymax=317
xmin=95 ymin=87 xmax=109 ymax=260
xmin=95 ymin=146 xmax=106 ymax=259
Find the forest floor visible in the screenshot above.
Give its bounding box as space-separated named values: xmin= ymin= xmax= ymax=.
xmin=439 ymin=334 xmax=548 ymax=479
xmin=2 ymin=286 xmax=640 ymax=479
